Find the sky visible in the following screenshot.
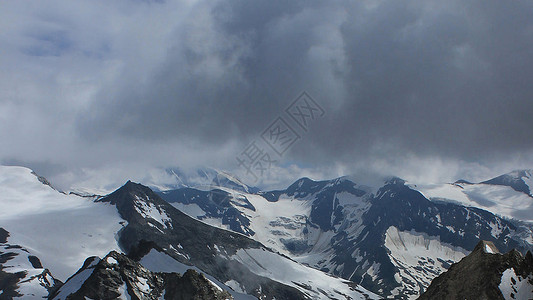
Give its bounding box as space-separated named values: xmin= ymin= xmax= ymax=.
xmin=1 ymin=0 xmax=533 ymax=192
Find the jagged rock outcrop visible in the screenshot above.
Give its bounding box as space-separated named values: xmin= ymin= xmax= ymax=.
xmin=50 ymin=250 xmax=233 ymax=300
xmin=418 ymin=241 xmax=533 ymax=300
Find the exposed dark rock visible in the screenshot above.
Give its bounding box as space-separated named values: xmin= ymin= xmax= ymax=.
xmin=163 ymin=269 xmax=232 ymax=300
xmin=50 ymin=251 xmax=233 ymax=300
xmin=31 ymin=171 xmax=57 ymax=190
xmin=454 ymin=179 xmax=473 ymax=185
xmin=0 ymin=268 xmax=25 ymax=299
xmin=418 ymin=241 xmax=533 ymax=300
xmin=0 ymin=228 xmax=8 ymax=244
xmin=28 ymin=255 xmax=43 ymax=268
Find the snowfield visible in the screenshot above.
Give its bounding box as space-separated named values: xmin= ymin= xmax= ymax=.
xmin=244 ymin=193 xmax=312 ymax=255
xmin=416 ymin=182 xmax=533 ymax=222
xmin=0 ymin=166 xmax=124 ymax=280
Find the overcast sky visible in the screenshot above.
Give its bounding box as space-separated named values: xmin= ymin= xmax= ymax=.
xmin=1 ymin=0 xmax=533 ymax=191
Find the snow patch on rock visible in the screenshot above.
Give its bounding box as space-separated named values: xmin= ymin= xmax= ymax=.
xmin=134 ymin=195 xmax=172 ymax=229
xmin=499 ymin=268 xmax=533 ymax=300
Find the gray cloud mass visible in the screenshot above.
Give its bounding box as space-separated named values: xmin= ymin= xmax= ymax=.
xmin=1 ymin=0 xmax=533 ymax=189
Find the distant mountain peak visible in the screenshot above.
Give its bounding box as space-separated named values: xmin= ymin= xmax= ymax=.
xmin=453 ymin=179 xmax=473 ymax=185
xmin=110 ymin=180 xmax=156 ymax=199
xmin=481 ymin=169 xmax=533 ymax=196
xmin=384 ymin=176 xmax=406 ymax=186
xmin=507 ymin=169 xmax=533 ymax=177
xmin=150 ymin=167 xmax=259 ymax=193
xmin=210 ymin=169 xmax=258 ymax=193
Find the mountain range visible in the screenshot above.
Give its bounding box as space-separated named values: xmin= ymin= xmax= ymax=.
xmin=158 ymin=169 xmax=533 ymax=298
xmin=1 ymin=165 xmax=532 ymax=299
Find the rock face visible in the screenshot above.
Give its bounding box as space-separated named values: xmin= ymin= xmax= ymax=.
xmin=50 ymin=250 xmax=233 ymax=300
xmin=418 ymin=241 xmax=533 ymax=300
xmin=159 ymin=187 xmax=256 ymax=235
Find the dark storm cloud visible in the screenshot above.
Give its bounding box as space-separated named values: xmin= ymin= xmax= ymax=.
xmin=332 ymin=1 xmax=533 ymax=160
xmin=2 ymin=0 xmax=533 ymax=189
xmin=78 ymin=0 xmax=324 ymax=143
xmin=77 ymin=0 xmax=533 ymax=166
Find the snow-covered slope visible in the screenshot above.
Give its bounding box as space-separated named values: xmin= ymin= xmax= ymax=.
xmin=415 ymin=170 xmax=533 ymax=222
xmin=384 ymin=226 xmax=468 ymax=299
xmin=228 ymin=247 xmax=379 ymax=300
xmin=138 ymin=245 xmax=379 ymax=300
xmin=0 ymin=166 xmax=124 ymax=280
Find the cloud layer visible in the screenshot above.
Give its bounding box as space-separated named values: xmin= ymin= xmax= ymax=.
xmin=1 ymin=0 xmax=533 ymax=189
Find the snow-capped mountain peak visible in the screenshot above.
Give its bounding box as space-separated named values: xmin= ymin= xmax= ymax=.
xmin=481 ymin=169 xmax=533 ymax=197
xmin=152 ymin=167 xmax=258 ymax=193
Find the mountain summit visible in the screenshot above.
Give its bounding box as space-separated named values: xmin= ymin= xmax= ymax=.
xmin=481 ymin=169 xmax=533 ymax=197
xmin=419 ymin=240 xmax=533 ymax=300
